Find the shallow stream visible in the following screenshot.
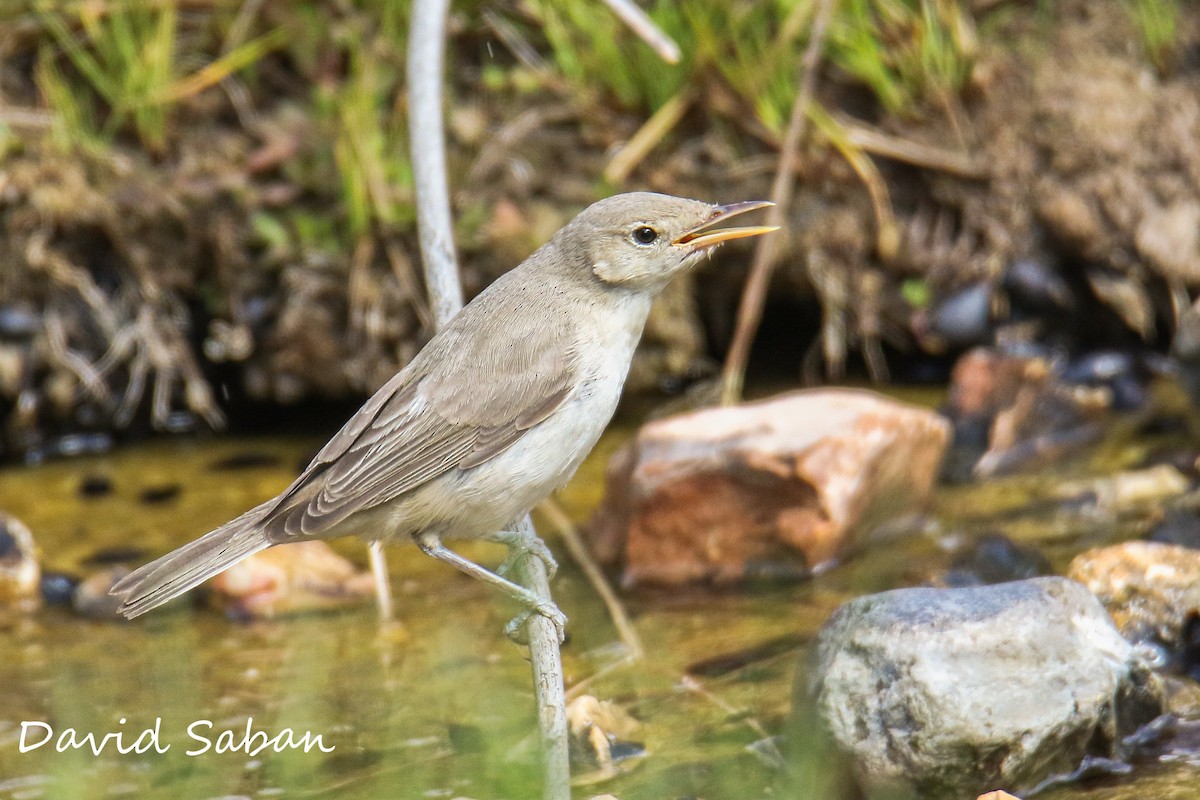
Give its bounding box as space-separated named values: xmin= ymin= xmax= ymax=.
xmin=0 ymin=389 xmax=1198 ymax=799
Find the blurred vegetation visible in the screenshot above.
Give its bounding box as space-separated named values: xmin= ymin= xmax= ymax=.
xmin=1120 ymin=0 xmax=1182 ymax=74
xmin=8 ymin=0 xmax=984 ymax=254
xmin=526 ymin=0 xmax=978 ymax=129
xmin=4 ymin=0 xmax=1183 ymax=258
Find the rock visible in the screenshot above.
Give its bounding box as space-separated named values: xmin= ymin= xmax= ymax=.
xmin=138 ymin=484 xmax=181 ymax=505
xmin=1084 ymin=268 xmax=1156 ymax=341
xmin=77 ymin=474 xmax=114 ymax=498
xmin=72 ymin=567 xmax=130 ymax=619
xmin=1136 ymin=202 xmax=1200 ymax=284
xmin=923 ymin=281 xmax=995 ymax=350
xmin=1055 ymin=465 xmax=1192 ymax=512
xmin=208 ymin=541 xmax=376 ymax=619
xmin=808 ymin=577 xmax=1163 ymax=800
xmin=590 ymin=390 xmax=950 ymax=587
xmin=1067 ymin=541 xmax=1200 ymax=657
xmin=943 ymin=347 xmax=1110 ymax=478
xmin=39 ymin=571 xmax=79 ymax=606
xmin=567 ymin=695 xmax=644 ymax=782
xmin=1149 ymin=508 xmax=1200 ymax=550
xmin=0 ymin=513 xmax=40 ymax=612
xmin=1004 ymin=259 xmax=1073 ymax=312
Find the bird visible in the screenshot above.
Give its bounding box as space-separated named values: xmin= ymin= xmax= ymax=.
xmin=111 ymin=192 xmax=777 ymax=637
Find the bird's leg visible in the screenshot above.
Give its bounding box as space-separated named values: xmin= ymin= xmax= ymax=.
xmin=484 ymin=525 xmax=559 ymax=580
xmin=368 ymin=541 xmax=395 ymax=620
xmin=414 ymin=530 xmax=566 ymax=642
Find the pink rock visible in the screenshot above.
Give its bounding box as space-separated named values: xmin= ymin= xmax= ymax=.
xmin=590 ymin=390 xmax=951 ymax=587
xmin=209 ymin=540 xmax=375 ymax=619
xmin=944 ymin=347 xmax=1110 ymax=477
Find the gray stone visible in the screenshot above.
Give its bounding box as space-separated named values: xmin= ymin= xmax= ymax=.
xmin=808 ymin=577 xmax=1163 ymax=799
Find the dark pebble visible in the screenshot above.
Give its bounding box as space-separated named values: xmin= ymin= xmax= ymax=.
xmin=139 ymin=485 xmax=181 ymax=505
xmin=1149 ymin=509 xmax=1200 ymax=550
xmin=930 ymin=282 xmax=993 ymax=348
xmin=209 ymin=451 xmax=281 ymax=471
xmin=78 ymin=474 xmax=114 ymax=498
xmin=0 ymin=304 xmax=41 ymax=339
xmin=40 ymin=572 xmax=80 ymax=605
xmin=949 ymin=532 xmax=1051 ymax=585
xmin=0 ymin=527 xmax=18 ymax=560
xmin=608 ymin=740 xmax=646 ymax=763
xmin=1004 ymin=259 xmax=1073 ymax=311
xmin=1061 ymin=351 xmax=1149 ymax=411
xmin=1183 ymin=615 xmax=1200 ymax=682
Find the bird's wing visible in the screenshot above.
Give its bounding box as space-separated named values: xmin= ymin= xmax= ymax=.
xmin=261 ymin=294 xmax=577 ymax=539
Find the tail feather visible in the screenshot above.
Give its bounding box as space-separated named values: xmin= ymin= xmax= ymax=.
xmin=111 ymin=500 xmax=276 ymax=618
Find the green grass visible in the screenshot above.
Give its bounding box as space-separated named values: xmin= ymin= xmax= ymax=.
xmin=528 ymin=0 xmax=694 ymax=112
xmin=527 ymin=0 xmax=978 ymax=131
xmin=831 ymin=0 xmax=976 ymax=116
xmin=319 ymin=1 xmax=415 ymax=240
xmin=35 ymin=0 xmax=285 ymax=153
xmin=21 ymin=0 xmax=981 ymax=255
xmin=30 ymin=0 xmax=414 ymax=253
xmin=1121 ymin=0 xmax=1181 ymax=74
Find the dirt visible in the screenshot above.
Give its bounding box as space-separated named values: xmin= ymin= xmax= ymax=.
xmin=0 ymin=0 xmax=1197 ymax=459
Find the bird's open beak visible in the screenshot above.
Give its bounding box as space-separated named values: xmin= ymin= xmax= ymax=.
xmin=672 ymin=200 xmax=778 ymax=249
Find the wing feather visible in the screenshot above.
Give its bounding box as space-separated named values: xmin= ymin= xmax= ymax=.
xmin=260 ymin=273 xmax=579 ymax=540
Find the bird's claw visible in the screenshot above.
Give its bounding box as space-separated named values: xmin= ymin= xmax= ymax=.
xmin=498 ymin=536 xmax=558 ymax=581
xmin=505 ymin=600 xmax=567 ymax=645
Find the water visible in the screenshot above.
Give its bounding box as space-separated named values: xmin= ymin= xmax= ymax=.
xmin=0 ymin=395 xmax=1197 ymax=798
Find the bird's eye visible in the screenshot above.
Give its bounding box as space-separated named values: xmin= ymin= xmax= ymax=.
xmin=631 ymin=226 xmax=658 ymax=245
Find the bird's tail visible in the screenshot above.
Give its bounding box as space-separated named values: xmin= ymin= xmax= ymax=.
xmin=111 ymin=500 xmax=276 ymax=619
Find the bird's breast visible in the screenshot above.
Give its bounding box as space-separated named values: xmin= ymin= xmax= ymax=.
xmin=377 ymin=290 xmax=653 ymax=540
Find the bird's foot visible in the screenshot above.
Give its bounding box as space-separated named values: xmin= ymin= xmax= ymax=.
xmin=414 ymin=530 xmax=566 ymax=644
xmin=489 ymin=529 xmax=559 ymax=581
xmin=504 ymin=599 xmax=567 ymax=645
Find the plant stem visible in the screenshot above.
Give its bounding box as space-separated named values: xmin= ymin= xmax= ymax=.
xmin=407 ymin=1 xmax=570 ymax=797
xmin=720 ymin=0 xmax=837 ymax=406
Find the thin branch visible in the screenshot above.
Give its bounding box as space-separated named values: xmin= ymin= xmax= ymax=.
xmin=409 ymin=0 xmax=464 ymax=326
xmin=510 ymin=514 xmax=572 ymax=798
xmin=407 ymin=1 xmax=570 ymax=797
xmin=720 ymin=0 xmax=838 ymax=405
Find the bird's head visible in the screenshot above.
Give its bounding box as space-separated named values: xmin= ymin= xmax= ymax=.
xmin=559 ymin=192 xmax=777 ymax=292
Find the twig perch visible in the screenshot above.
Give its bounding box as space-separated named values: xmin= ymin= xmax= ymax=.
xmin=720 ymin=0 xmax=837 ymax=406
xmin=409 ymin=0 xmax=465 ymax=324
xmin=407 ymin=0 xmax=570 ymax=797
xmin=510 ymin=514 xmax=572 ymax=796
